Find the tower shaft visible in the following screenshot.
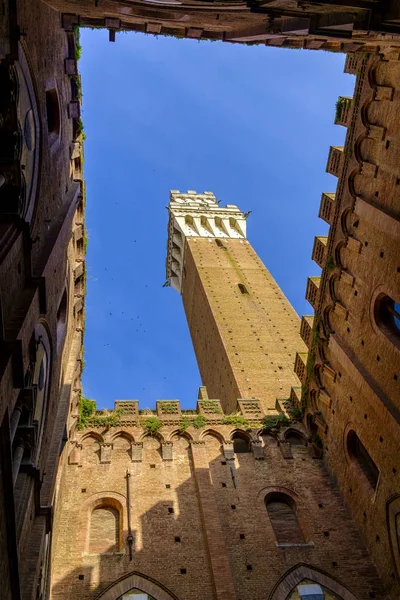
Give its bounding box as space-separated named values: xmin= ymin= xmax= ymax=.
xmin=166 ymin=190 xmax=306 ymax=413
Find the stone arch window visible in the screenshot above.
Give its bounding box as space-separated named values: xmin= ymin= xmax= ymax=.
xmin=232 ymin=432 xmax=250 ymax=454
xmin=285 ymin=430 xmax=306 ymax=446
xmin=347 ymin=430 xmax=379 ymax=489
xmin=265 ymin=492 xmax=305 ymax=545
xmin=374 ymin=293 xmax=400 ymax=350
xmin=45 ymin=88 xmax=60 ymax=139
xmin=89 ymin=504 xmax=121 ymax=554
xmin=238 ymin=283 xmax=249 ymax=295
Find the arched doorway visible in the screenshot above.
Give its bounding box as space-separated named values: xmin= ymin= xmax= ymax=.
xmin=94 ymin=572 xmax=179 ymax=600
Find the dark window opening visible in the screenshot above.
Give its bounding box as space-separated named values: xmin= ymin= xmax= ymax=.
xmin=347 ymin=430 xmax=379 ymax=489
xmin=375 ymin=294 xmax=400 ymax=349
xmin=232 ymin=434 xmax=250 ymax=454
xmin=238 ymin=283 xmax=249 ymax=295
xmin=265 ymin=493 xmax=305 ymax=545
xmin=215 ymin=239 xmax=224 ymax=248
xmin=45 ymin=88 xmax=60 ymax=136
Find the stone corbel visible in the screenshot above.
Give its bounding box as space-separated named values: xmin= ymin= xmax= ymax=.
xmin=278 ymin=441 xmax=293 ymax=460
xmin=68 ymin=442 xmax=82 ymax=465
xmin=162 ymin=442 xmax=173 ymax=461
xmin=131 ymin=442 xmax=143 ymax=463
xmin=100 ymin=443 xmax=113 ymax=464
xmin=223 ymin=442 xmax=235 ymax=461
xmin=251 ymin=441 xmax=264 ymax=460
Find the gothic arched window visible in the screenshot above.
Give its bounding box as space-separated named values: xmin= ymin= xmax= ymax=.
xmin=374 ymin=294 xmax=400 ymax=350
xmin=265 ymin=493 xmax=305 ymax=545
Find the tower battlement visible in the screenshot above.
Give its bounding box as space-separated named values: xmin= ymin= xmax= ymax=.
xmin=166 ymin=189 xmax=247 ymax=293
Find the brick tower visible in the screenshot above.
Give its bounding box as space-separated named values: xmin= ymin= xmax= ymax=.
xmin=166 ymin=190 xmax=306 ymax=414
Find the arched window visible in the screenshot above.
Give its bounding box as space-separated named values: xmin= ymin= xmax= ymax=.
xmin=118 ymin=591 xmax=156 ymax=600
xmin=286 ymin=431 xmax=306 ymax=446
xmin=89 ymin=506 xmax=120 ymax=554
xmin=232 ymin=433 xmax=249 ymax=454
xmin=347 ymin=430 xmax=379 ymax=489
xmin=265 ymin=493 xmax=305 ymax=545
xmin=374 ymin=294 xmax=400 ymax=349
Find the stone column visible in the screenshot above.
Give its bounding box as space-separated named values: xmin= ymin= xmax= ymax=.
xmin=190 ymin=441 xmax=236 ymax=600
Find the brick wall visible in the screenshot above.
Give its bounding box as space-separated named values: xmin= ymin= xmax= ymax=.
xmin=50 ymin=415 xmax=387 ymax=599
xmin=303 ymin=50 xmax=400 ymax=598
xmin=182 ymin=238 xmax=306 ymax=414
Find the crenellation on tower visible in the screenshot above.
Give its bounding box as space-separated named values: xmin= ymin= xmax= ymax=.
xmin=166 ymin=190 xmax=247 ymax=293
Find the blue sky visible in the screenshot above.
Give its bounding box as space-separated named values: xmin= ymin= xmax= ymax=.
xmin=80 ymin=29 xmax=355 ymax=410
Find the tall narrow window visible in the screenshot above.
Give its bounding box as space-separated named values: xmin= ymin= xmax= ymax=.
xmin=45 ymin=88 xmax=60 ymax=136
xmin=89 ymin=506 xmax=120 ymax=554
xmin=347 ymin=430 xmax=379 ymax=489
xmin=238 ymin=283 xmax=248 ymax=295
xmin=375 ymin=294 xmax=400 ymax=349
xmin=265 ymin=493 xmax=305 ymax=544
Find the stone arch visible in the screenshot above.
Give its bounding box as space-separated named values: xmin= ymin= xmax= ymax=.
xmin=322 ymin=305 xmax=335 ymax=335
xmin=387 ymin=494 xmax=400 ymax=578
xmin=80 ymin=433 xmax=103 ymax=465
xmin=334 ymin=241 xmax=347 ymax=271
xmin=80 ymin=431 xmax=104 ymax=443
xmin=111 ymin=431 xmax=135 ymax=443
xmin=112 ymin=432 xmax=134 ymax=458
xmin=138 ymin=431 xmax=165 ymax=443
xmin=284 ymin=428 xmax=307 ymax=446
xmin=347 ymin=168 xmax=360 ymax=199
xmin=166 ymin=429 xmax=194 ymax=442
xmin=200 ymin=428 xmax=225 ymax=445
xmin=93 ymin=571 xmax=180 ymax=600
xmin=268 ymin=563 xmax=360 ymax=600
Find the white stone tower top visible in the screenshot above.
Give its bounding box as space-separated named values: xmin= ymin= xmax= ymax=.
xmin=166 ymin=190 xmax=247 ymax=293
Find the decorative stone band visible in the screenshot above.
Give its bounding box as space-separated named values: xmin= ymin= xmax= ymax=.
xmin=166 ymin=190 xmax=247 ymax=293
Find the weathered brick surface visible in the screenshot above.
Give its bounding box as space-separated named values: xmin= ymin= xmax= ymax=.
xmin=183 ymin=238 xmax=306 ymax=414
xmin=304 ymin=51 xmax=400 ymax=598
xmin=50 ymin=420 xmax=387 ymax=599
xmin=0 ymin=0 xmax=85 ymax=596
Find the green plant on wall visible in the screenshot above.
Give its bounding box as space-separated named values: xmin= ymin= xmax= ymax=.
xmin=326 ymin=255 xmax=335 ymax=271
xmin=77 ymin=396 xmax=96 ymax=429
xmin=192 ymin=414 xmax=207 ymax=429
xmin=73 ymin=25 xmax=82 ymax=60
xmin=291 ymin=406 xmax=303 ymax=421
xmin=222 ymin=415 xmax=249 ymax=428
xmin=178 ymin=418 xmax=192 ymax=434
xmin=160 ymin=402 xmax=179 ymax=414
xmin=200 ymin=401 xmax=222 ymax=414
xmin=141 ymin=416 xmax=163 ymax=435
xmin=261 ymin=414 xmax=290 ymax=433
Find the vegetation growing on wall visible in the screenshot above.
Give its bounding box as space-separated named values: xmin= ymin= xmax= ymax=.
xmin=261 ymin=414 xmax=290 ymax=433
xmin=222 ymin=415 xmax=249 ymax=428
xmin=141 ymin=416 xmax=163 ymax=435
xmin=192 ymin=415 xmax=207 ymax=429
